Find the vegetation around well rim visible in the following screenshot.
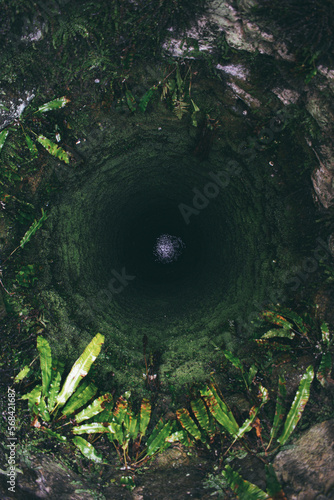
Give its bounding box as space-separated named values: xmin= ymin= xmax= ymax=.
xmin=0 ymin=0 xmax=334 ymax=497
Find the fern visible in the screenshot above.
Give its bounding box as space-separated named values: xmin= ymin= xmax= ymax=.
xmin=173 ymin=98 xmax=189 ymax=120
xmin=83 ymin=48 xmax=115 ymax=72
xmin=52 ymin=15 xmax=89 ymax=49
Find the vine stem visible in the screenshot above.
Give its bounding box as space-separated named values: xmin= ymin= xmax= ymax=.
xmin=2 ymin=245 xmax=21 ymax=266
xmin=0 ymin=275 xmax=12 ymax=295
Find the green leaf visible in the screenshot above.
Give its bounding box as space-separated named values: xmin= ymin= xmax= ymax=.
xmin=281 ymin=310 xmax=308 ymax=335
xmin=234 ymin=385 xmax=269 ymax=441
xmin=127 ymin=415 xmax=139 ymax=441
xmin=210 ymin=383 xmax=239 ymax=425
xmin=25 ymin=134 xmax=38 ymax=158
xmin=261 ymin=328 xmax=295 ymax=340
xmin=20 ymin=209 xmax=48 ymax=249
xmin=165 ymin=430 xmax=188 ymax=444
xmin=139 ymin=398 xmax=151 ymax=437
xmin=138 ymin=87 xmax=156 ymax=113
xmin=48 ymin=360 xmax=65 ymax=412
xmin=265 ymin=464 xmax=286 ymax=498
xmin=145 ymin=420 xmax=173 ymax=456
xmin=62 ymin=381 xmax=98 ymax=416
xmin=113 ymin=396 xmax=128 ymax=425
xmin=321 ymin=322 xmax=331 ymax=347
xmin=191 ymin=99 xmax=200 ymax=127
xmin=22 ymin=385 xmax=42 ymax=416
xmin=222 ymin=351 xmax=250 ymax=389
xmin=72 ymin=422 xmax=110 ymax=435
xmin=57 ymin=333 xmax=104 ymax=406
xmin=107 ymin=422 xmax=123 ymax=444
xmin=125 ymin=90 xmax=137 ymax=112
xmin=200 ymin=385 xmax=239 ymax=437
xmin=261 ymin=311 xmax=293 ymax=330
xmin=36 ymin=96 xmax=70 ymax=113
xmin=91 ymin=401 xmax=114 ymax=423
xmin=14 ymin=365 xmax=30 ymax=383
xmin=278 ymin=365 xmax=314 ymax=446
xmin=270 ymin=376 xmax=287 ymax=441
xmin=37 ymin=337 xmax=52 ymax=397
xmin=75 ymin=393 xmax=113 ymax=423
xmin=41 ymin=428 xmax=67 ymax=442
xmin=22 ymin=388 xmax=49 ymax=421
xmin=176 ymin=408 xmax=202 ymax=441
xmin=191 ymin=99 xmax=200 ymax=113
xmin=120 ymin=476 xmax=135 ymax=491
xmin=123 ymin=401 xmax=132 ymax=431
xmin=173 ymin=98 xmax=188 ymax=120
xmin=37 ymin=396 xmax=51 ymax=422
xmin=146 ymin=418 xmax=164 ymax=448
xmin=37 ymin=135 xmax=70 ymax=164
xmin=316 ymin=352 xmax=332 ymax=387
xmin=72 ymin=436 xmax=104 ymax=463
xmin=191 ymin=398 xmax=215 ymax=440
xmin=0 ymin=129 xmax=9 ymax=153
xmin=248 ymin=364 xmax=258 ymax=387
xmin=222 ymin=465 xmax=268 ymax=500
xmin=223 ymin=350 xmax=244 ymax=372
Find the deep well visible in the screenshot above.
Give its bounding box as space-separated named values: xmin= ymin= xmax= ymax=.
xmin=38 ymin=85 xmax=315 ymax=393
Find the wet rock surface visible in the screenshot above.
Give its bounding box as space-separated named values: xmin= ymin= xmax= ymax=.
xmin=273 ymin=420 xmax=334 ymax=500
xmin=0 ymin=91 xmax=35 ymax=132
xmin=164 ymin=0 xmax=334 ymax=210
xmin=0 ymin=447 xmax=212 ymax=500
xmin=271 ymin=355 xmax=315 ymax=397
xmin=208 ymin=0 xmax=334 ymax=209
xmin=0 ymin=453 xmax=103 ymax=500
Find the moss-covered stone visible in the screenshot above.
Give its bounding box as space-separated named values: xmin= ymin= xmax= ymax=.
xmin=29 ymin=72 xmax=317 ymax=395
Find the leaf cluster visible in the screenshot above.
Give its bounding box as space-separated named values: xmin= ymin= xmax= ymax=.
xmin=175 ymin=362 xmax=313 ymax=454
xmin=15 ymin=328 xmax=316 ymax=495
xmin=176 ymin=352 xmax=314 ymax=499
xmin=0 ymin=0 xmax=208 ymax=89
xmin=16 ymin=333 xmax=189 ymax=466
xmin=255 ymin=308 xmax=333 ymax=388
xmin=0 ymin=95 xmax=71 ymax=204
xmin=221 ymin=463 xmax=287 ymax=500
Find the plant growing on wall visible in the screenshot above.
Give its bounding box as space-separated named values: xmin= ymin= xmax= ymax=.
xmin=16 ymin=333 xmax=186 ymax=467
xmin=0 ymin=96 xmax=71 ymax=169
xmin=123 ymin=62 xmax=201 ymax=125
xmin=255 ymin=309 xmax=333 ymax=388
xmin=182 ymin=351 xmax=314 ymax=499
xmin=15 ymin=327 xmax=316 ymax=496
xmin=16 ymin=333 xmax=110 ymax=461
xmin=0 ymin=208 xmax=48 ymax=296
xmin=176 ymin=364 xmax=313 ymax=454
xmin=221 ymin=463 xmax=287 ymax=500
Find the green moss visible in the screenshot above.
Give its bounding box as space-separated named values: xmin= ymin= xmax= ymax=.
xmin=20 ymin=75 xmax=315 ymax=396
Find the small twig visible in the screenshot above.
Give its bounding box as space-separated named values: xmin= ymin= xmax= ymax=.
xmin=2 ymin=246 xmax=20 ymax=266
xmin=29 ymin=355 xmax=39 ymax=367
xmin=0 ymin=276 xmax=12 ymax=295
